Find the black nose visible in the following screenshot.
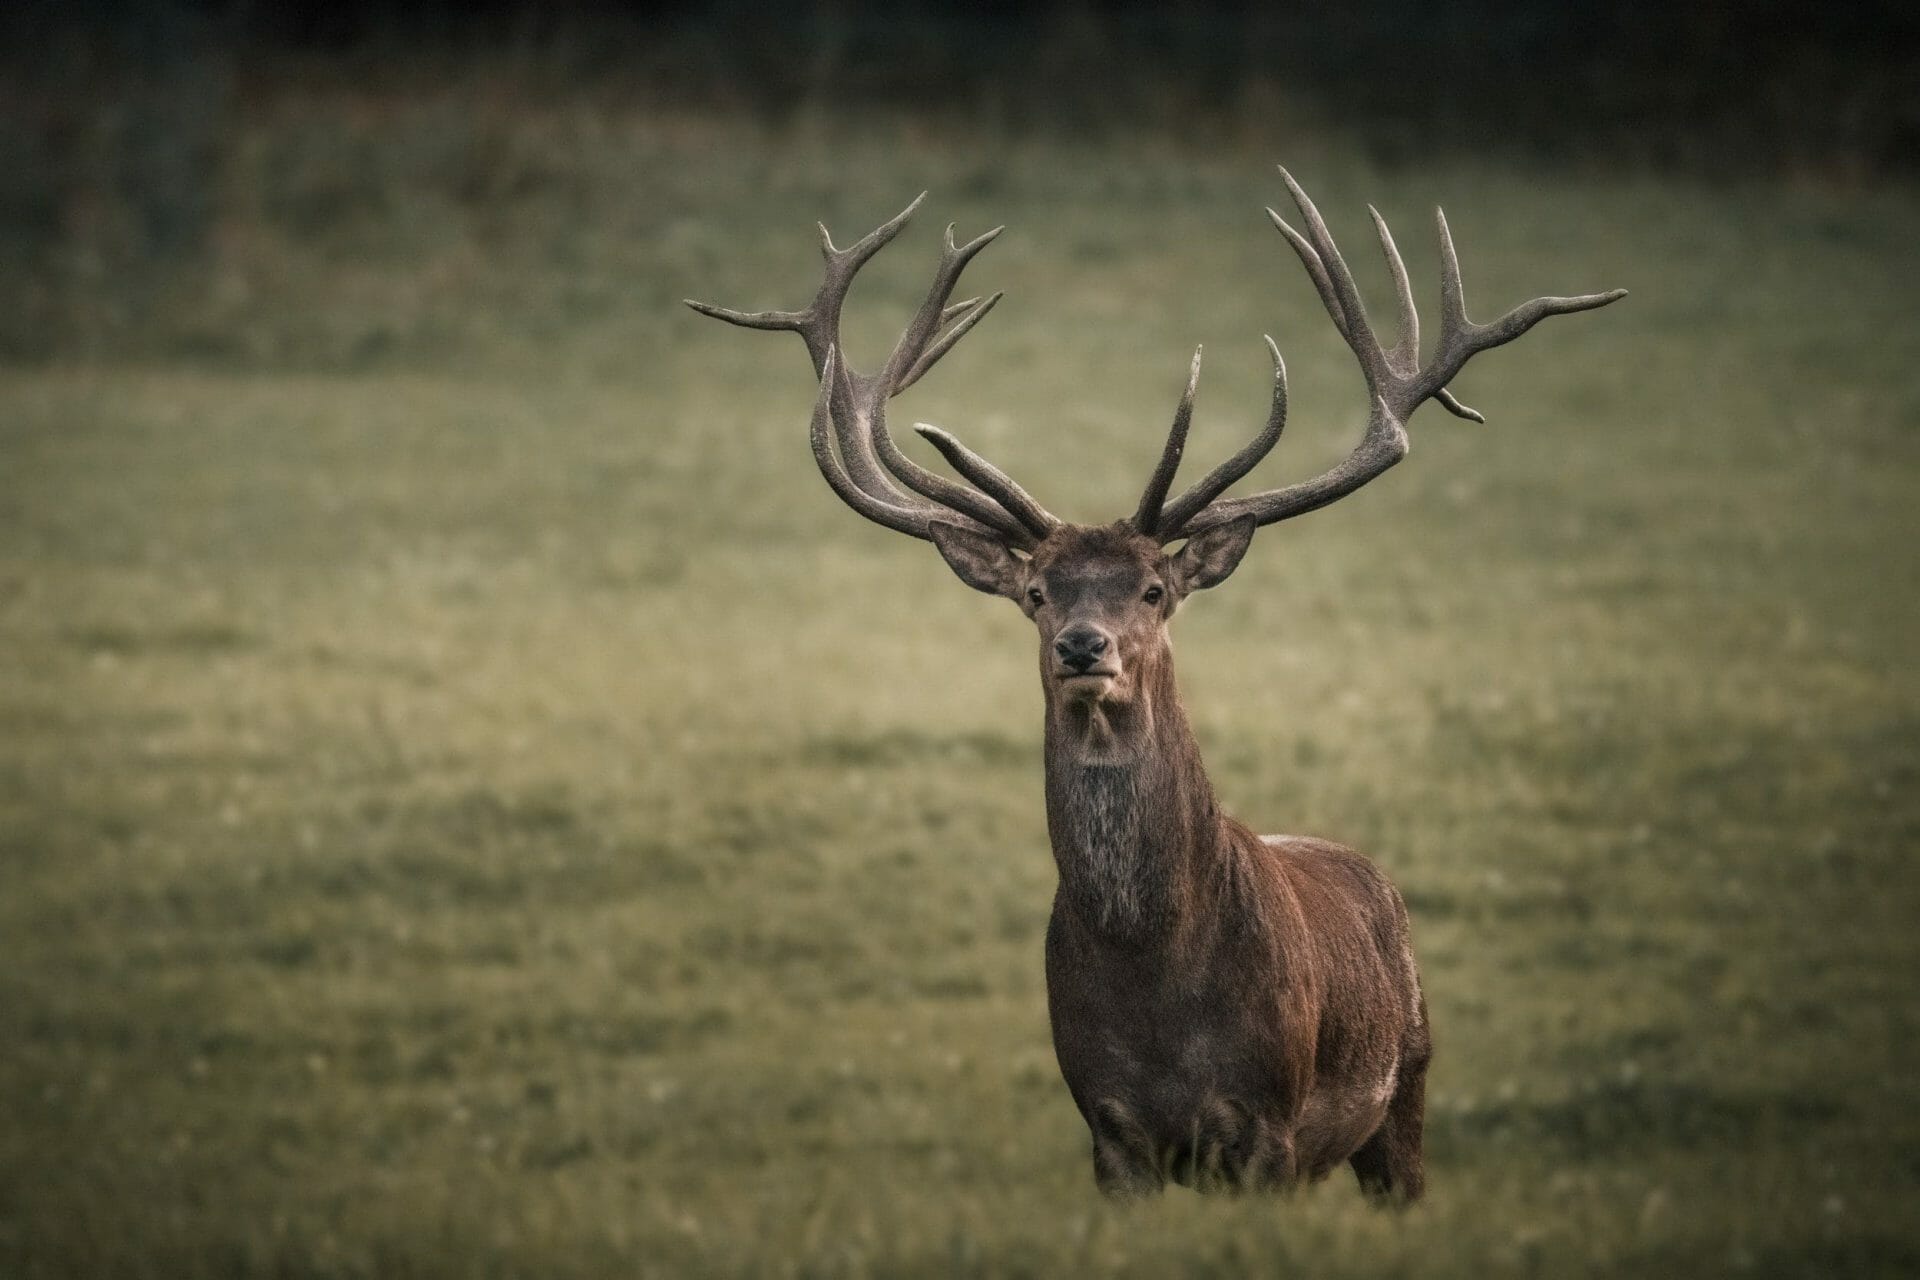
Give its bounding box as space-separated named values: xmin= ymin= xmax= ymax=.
xmin=1055 ymin=626 xmax=1110 ymax=671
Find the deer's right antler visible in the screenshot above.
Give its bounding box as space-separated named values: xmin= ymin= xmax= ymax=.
xmin=686 ymin=198 xmax=1057 ymax=548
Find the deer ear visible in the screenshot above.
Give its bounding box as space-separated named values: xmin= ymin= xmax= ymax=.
xmin=929 ymin=520 xmax=1025 ymax=599
xmin=1171 ymin=514 xmax=1256 ymax=593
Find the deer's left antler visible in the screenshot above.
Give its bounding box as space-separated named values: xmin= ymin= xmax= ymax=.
xmin=1139 ymin=168 xmax=1627 ymax=541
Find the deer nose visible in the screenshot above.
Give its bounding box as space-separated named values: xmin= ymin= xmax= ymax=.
xmin=1055 ymin=626 xmax=1110 ymax=671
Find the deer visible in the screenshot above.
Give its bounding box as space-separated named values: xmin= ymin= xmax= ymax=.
xmin=687 ymin=169 xmax=1624 ymax=1202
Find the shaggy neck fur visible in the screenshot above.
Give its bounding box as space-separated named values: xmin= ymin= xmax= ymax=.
xmin=1042 ymin=646 xmax=1224 ymax=941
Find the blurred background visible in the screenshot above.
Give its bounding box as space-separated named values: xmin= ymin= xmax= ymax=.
xmin=2 ymin=2 xmax=1916 ymax=1276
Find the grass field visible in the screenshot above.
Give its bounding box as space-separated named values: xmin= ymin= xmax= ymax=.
xmin=2 ymin=97 xmax=1918 ymax=1277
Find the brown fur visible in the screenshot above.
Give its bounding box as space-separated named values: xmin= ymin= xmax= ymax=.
xmin=955 ymin=522 xmax=1431 ymax=1202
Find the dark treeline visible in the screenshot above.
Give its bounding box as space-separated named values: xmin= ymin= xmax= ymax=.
xmin=0 ymin=0 xmax=1913 ymax=337
xmin=5 ymin=0 xmax=1916 ymax=179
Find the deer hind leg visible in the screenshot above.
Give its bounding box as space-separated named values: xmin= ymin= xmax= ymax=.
xmin=1348 ymin=1031 xmax=1431 ymax=1205
xmin=1089 ymin=1099 xmax=1164 ymax=1200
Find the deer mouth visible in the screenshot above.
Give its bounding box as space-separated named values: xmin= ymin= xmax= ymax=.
xmin=1056 ymin=668 xmax=1120 ymax=703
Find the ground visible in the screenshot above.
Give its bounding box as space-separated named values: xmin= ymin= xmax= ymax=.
xmin=1 ymin=105 xmax=1917 ymax=1276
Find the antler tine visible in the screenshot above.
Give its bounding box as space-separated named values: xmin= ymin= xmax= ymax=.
xmin=1134 ymin=346 xmax=1203 ymax=534
xmin=914 ymin=424 xmax=1058 ymax=540
xmin=1268 ymin=212 xmax=1349 ymax=339
xmin=1434 ymin=206 xmax=1468 ymax=358
xmin=900 ymin=291 xmax=1003 ymax=392
xmin=1368 ymin=205 xmax=1419 ymax=374
xmin=1162 ymin=170 xmax=1624 ymax=541
xmin=682 ymin=299 xmax=808 ymax=331
xmin=868 ymin=392 xmax=1044 ymax=539
xmin=1158 ymin=336 xmax=1288 ymax=535
xmin=880 ymin=223 xmax=1005 ymax=394
xmin=1276 ymin=167 xmax=1388 ymax=392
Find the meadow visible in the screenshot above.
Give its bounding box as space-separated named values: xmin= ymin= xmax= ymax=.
xmin=1 ymin=82 xmax=1918 ymax=1276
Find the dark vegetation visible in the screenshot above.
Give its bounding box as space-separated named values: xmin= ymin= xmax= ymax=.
xmin=2 ymin=1 xmax=1917 ymax=360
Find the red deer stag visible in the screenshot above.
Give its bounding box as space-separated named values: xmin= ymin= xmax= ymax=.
xmin=688 ymin=170 xmax=1624 ymax=1201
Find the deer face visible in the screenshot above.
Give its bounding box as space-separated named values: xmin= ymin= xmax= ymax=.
xmin=930 ymin=518 xmax=1256 ymax=707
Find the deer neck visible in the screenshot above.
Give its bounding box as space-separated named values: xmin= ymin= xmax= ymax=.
xmin=1042 ymin=651 xmax=1221 ymax=941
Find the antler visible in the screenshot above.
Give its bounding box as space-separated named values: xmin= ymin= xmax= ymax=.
xmin=1139 ymin=168 xmax=1627 ymax=541
xmin=685 ymin=197 xmax=1058 ymax=548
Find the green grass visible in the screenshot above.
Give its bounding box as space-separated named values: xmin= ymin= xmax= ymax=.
xmin=2 ymin=97 xmax=1918 ymax=1277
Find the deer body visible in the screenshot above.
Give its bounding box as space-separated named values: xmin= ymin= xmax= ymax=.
xmin=689 ymin=169 xmax=1621 ymax=1202
xmin=1045 ymin=824 xmax=1428 ymax=1196
xmin=1027 ymin=523 xmax=1428 ymax=1196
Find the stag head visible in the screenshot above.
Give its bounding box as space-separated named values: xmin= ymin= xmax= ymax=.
xmin=929 ymin=517 xmax=1253 ymax=714
xmin=687 ymin=169 xmax=1625 ymax=715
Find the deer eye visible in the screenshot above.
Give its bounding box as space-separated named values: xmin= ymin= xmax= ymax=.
xmin=1028 ymin=588 xmax=1046 ymax=607
xmin=1143 ymin=585 xmax=1164 ymax=605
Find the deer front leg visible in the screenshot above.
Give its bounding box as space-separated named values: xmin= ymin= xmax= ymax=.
xmin=1253 ymin=984 xmax=1319 ymax=1188
xmin=1182 ymin=1095 xmax=1290 ymax=1191
xmin=1089 ymin=1098 xmax=1164 ymax=1199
